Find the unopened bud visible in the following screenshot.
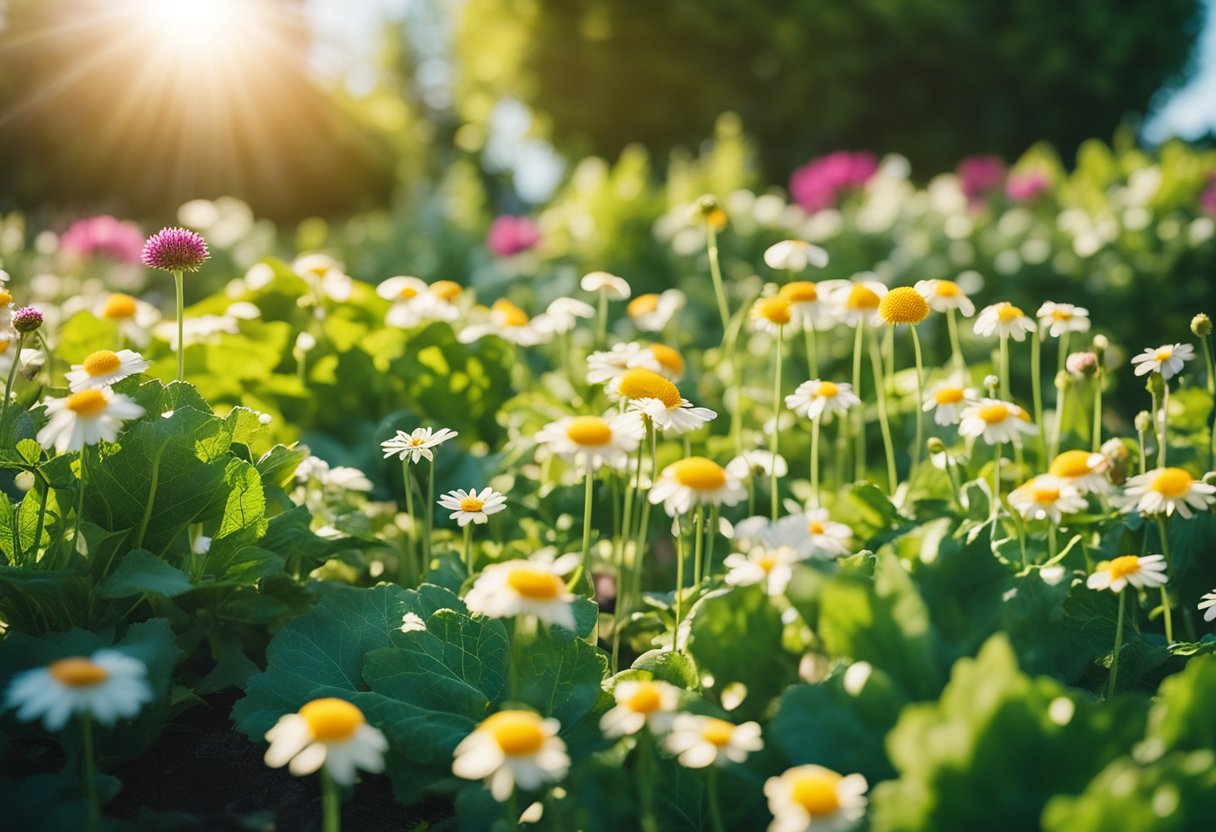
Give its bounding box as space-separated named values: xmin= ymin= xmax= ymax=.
xmin=983 ymin=374 xmax=999 ymax=395
xmin=1100 ymin=438 xmax=1129 ymax=464
xmin=1066 ymin=351 xmax=1098 ymax=378
xmin=1145 ymin=373 xmax=1165 ymax=397
xmin=1192 ymin=313 xmax=1213 ymax=338
xmin=927 ymin=437 xmax=946 ymax=454
xmin=1134 ymin=411 xmax=1153 ymax=434
xmin=11 ymin=306 xmax=43 ymax=334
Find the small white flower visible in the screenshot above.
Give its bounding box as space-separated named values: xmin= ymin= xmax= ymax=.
xmin=1007 ymin=475 xmax=1087 ymax=523
xmin=400 ymin=612 xmax=427 ymax=633
xmin=914 ymin=279 xmax=975 ymax=317
xmin=649 ymin=457 xmax=746 ymax=517
xmin=533 ymin=297 xmax=595 ymax=335
xmin=663 ymin=715 xmax=763 ymax=768
xmin=377 ymin=275 xmax=460 ymax=329
xmin=588 ymin=342 xmax=654 ymax=386
xmin=1198 ymin=589 xmax=1216 ymax=623
xmin=764 ymin=764 xmax=869 ymax=832
xmin=1116 ymin=467 xmax=1216 ymax=519
xmin=770 ymin=509 xmax=853 ymax=558
xmin=958 ymin=398 xmax=1038 ymax=447
xmin=1131 ymin=343 xmax=1195 ymax=380
xmin=818 ymin=277 xmax=888 ymax=327
xmin=535 ymin=413 xmax=644 ymax=471
xmin=973 ymin=302 xmax=1036 ymax=341
xmin=627 ymin=289 xmax=684 ymax=332
xmin=295 ymin=457 xmax=374 ymax=493
xmin=786 ymin=380 xmax=860 ymax=423
xmin=452 ymin=710 xmax=570 ymax=801
xmin=614 ymin=368 xmax=716 ymax=435
xmin=36 ymin=388 xmax=146 ymax=453
xmin=5 ymin=650 xmax=153 ymax=732
xmin=464 ymin=552 xmax=580 ymax=629
xmin=1036 ymin=302 xmax=1091 ymax=338
xmin=631 ymin=343 xmax=686 ymax=382
xmin=459 ymin=299 xmax=547 ymax=346
xmin=1086 ymin=554 xmax=1168 ymax=593
xmin=96 ymin=293 xmax=161 ymax=347
xmin=726 ymin=450 xmax=789 ymax=480
xmin=724 ymin=546 xmax=799 ymax=595
xmin=264 ymin=698 xmax=388 ymax=786
xmin=922 ymin=382 xmax=975 ymax=426
xmin=600 ymin=679 xmax=680 ymax=738
xmin=65 ymin=349 xmax=149 ymax=391
xmin=438 ymin=487 xmax=507 ymax=526
xmin=777 ymin=281 xmax=836 ymax=331
xmin=381 ymin=426 xmax=459 ymax=464
xmin=752 ymin=295 xmax=794 ymax=336
xmin=580 ymin=271 xmax=631 ymax=299
xmin=1048 ymin=450 xmax=1111 ymax=495
xmin=764 ymin=240 xmax=829 ymax=272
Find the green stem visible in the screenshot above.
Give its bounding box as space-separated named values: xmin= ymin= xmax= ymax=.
xmin=946 ymin=308 xmax=966 ymax=375
xmin=999 ymin=333 xmax=1010 ymax=400
xmin=868 ymin=331 xmax=897 ymax=494
xmin=810 ymin=417 xmax=821 ymax=509
xmin=506 ymin=790 xmax=520 ymax=832
xmin=132 ymin=444 xmax=166 ymax=552
xmin=580 ymin=468 xmax=595 ymax=577
xmin=804 ymin=321 xmax=818 ymax=378
xmin=852 ymin=322 xmax=866 ymax=481
xmin=1051 ymin=378 xmax=1068 ymax=461
xmin=596 ymin=291 xmax=608 ymax=348
xmin=82 ymin=712 xmax=99 ymax=832
xmin=1092 ymin=371 xmax=1104 ymax=454
xmin=706 ymin=765 xmax=727 ymax=832
xmin=1202 ymin=333 xmax=1216 ymax=471
xmin=1158 ymin=383 xmax=1169 ymax=468
xmin=631 ymin=424 xmax=657 ymax=607
xmin=705 ymin=505 xmax=719 ymax=578
xmin=1107 ymin=589 xmax=1126 ymax=699
xmin=401 ymin=460 xmax=417 ymax=586
xmin=990 ymin=442 xmax=1003 ymax=552
xmin=321 ymin=767 xmax=341 ymax=832
xmin=463 ymin=524 xmax=474 ymax=578
xmin=693 ymin=504 xmax=705 ymax=587
xmin=0 ymin=332 xmax=26 ymax=431
xmin=770 ymin=326 xmax=783 ymax=520
xmin=637 ymin=730 xmax=659 ymax=832
xmin=1156 ymin=515 xmax=1193 ymax=641
xmin=1136 ymin=418 xmax=1148 ymax=477
xmin=910 ymin=325 xmax=926 ymax=471
xmin=1031 ymin=328 xmax=1045 ymax=462
xmin=28 ymin=474 xmax=49 ymax=565
xmin=673 ymin=516 xmax=685 ymax=647
xmin=424 ymin=459 xmax=435 ymax=574
xmin=706 ymin=224 xmax=731 ymax=333
xmin=174 ymin=270 xmax=185 ymax=382
xmin=72 ymin=446 xmax=88 ymax=558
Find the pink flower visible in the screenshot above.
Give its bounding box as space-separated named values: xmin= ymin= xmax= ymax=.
xmin=486 ymin=215 xmax=540 ymax=258
xmin=141 ymin=227 xmax=209 ymax=273
xmin=1006 ymin=171 xmax=1051 ymax=202
xmin=60 ymin=216 xmax=144 ymax=264
xmin=957 ymin=155 xmax=1006 ymax=203
xmin=789 ymin=151 xmax=879 ymax=213
xmin=1200 ymin=175 xmax=1216 ymax=216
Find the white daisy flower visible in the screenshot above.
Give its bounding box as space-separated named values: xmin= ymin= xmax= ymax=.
xmin=400 ymin=612 xmax=427 ymax=633
xmin=1198 ymin=589 xmax=1216 ymax=623
xmin=1086 ymin=554 xmax=1168 ymax=593
xmin=777 ymin=281 xmax=836 ymax=331
xmin=295 ymin=457 xmax=373 ymax=493
xmin=914 ymin=279 xmax=975 ymax=317
xmin=973 ymin=302 xmax=1036 ymax=341
xmin=785 ymin=380 xmax=860 ymax=423
xmin=535 ymin=413 xmax=644 ymax=471
xmin=381 ymin=426 xmax=459 ymax=464
xmin=1036 ymin=302 xmax=1091 ymax=338
xmin=1007 ymin=475 xmax=1087 ymax=523
xmin=5 ymin=650 xmax=153 ymax=732
xmin=459 ymin=299 xmax=547 ymax=346
xmin=731 ymin=515 xmax=774 ymax=550
xmin=663 ymin=715 xmax=763 ymax=768
xmin=752 ymin=296 xmax=794 ymax=336
xmin=452 ymin=710 xmax=570 ymax=801
xmin=580 ymin=271 xmax=631 ymax=300
xmin=726 ymin=450 xmax=789 ymax=480
xmin=95 ymin=293 xmax=160 ymax=347
xmin=627 ymin=289 xmax=684 ymax=332
xmin=438 ymin=487 xmax=507 ymax=526
xmin=588 ymin=342 xmax=654 ymax=386
xmin=600 ymin=679 xmax=680 ymax=738
xmin=0 ymin=337 xmax=43 ymax=380
xmin=1131 ymin=343 xmax=1195 ymax=380
xmin=632 ymin=343 xmax=686 ymax=382
xmin=649 ymin=457 xmax=746 ymax=517
xmin=533 ymin=297 xmax=595 ymax=335
xmin=464 ymin=551 xmax=580 ymax=630
xmin=65 ymin=349 xmax=149 ymax=392
xmin=292 ymin=253 xmax=350 ymax=297
xmin=724 ymin=546 xmax=799 ymax=595
xmin=764 ymin=764 xmax=869 ymax=832
xmin=614 ymin=368 xmax=716 ymax=435
xmin=376 ymin=275 xmax=432 ymax=329
xmin=958 ymin=398 xmax=1038 ymax=446
xmin=36 ymin=388 xmax=146 ymax=453
xmin=922 ymin=383 xmax=975 ymax=426
xmin=1116 ymin=467 xmax=1216 ymax=519
xmin=264 ymin=698 xmax=388 ymax=786
xmin=764 ymin=240 xmax=829 ymax=272
xmin=1048 ymin=450 xmax=1111 ymax=494
xmin=770 ymin=509 xmax=853 ymax=558
xmin=819 ymin=277 xmax=888 ymax=327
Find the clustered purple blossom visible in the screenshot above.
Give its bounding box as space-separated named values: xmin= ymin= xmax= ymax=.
xmin=788 ymin=151 xmax=879 ymax=213
xmin=1200 ymin=174 xmax=1216 ymax=217
xmin=141 ymin=227 xmax=210 ymax=273
xmin=957 ymin=155 xmax=1006 ymax=204
xmin=1006 ymin=171 xmax=1051 ymax=202
xmin=11 ymin=306 xmax=44 ymax=333
xmin=486 ymin=215 xmax=541 ymax=258
xmin=60 ymin=216 xmax=144 ymax=264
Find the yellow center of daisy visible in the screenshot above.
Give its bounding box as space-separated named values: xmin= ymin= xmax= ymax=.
xmin=48 ymin=657 xmax=109 ymax=687
xmin=1031 ymin=485 xmax=1061 ymax=504
xmin=103 ymin=293 xmax=137 ymax=319
xmin=83 ymin=350 xmax=122 ymax=377
xmin=1051 ymin=308 xmax=1073 ymax=321
xmin=978 ymin=404 xmax=1009 ymax=424
xmin=624 ymin=682 xmax=664 ymax=714
xmin=706 ymin=207 xmax=728 ymax=230
xmin=846 ymin=284 xmax=881 ymax=311
xmin=934 ymin=387 xmax=965 ymax=405
xmin=790 ymin=769 xmax=843 ymax=816
xmin=299 ymin=697 xmax=365 ymax=741
xmin=756 ymin=296 xmax=792 ymax=325
xmin=0 ymin=340 xmax=9 ymax=355
xmin=484 ymin=711 xmax=547 ymax=756
xmin=399 ymin=285 xmax=419 ymax=300
xmin=492 ymin=298 xmax=529 ymax=327
xmin=65 ymin=389 xmax=108 ymax=417
xmin=996 ymin=303 xmax=1025 ymax=323
xmin=757 ymin=552 xmax=778 ymax=573
xmin=701 ymin=718 xmax=735 ymax=747
xmin=616 ymin=369 xmax=682 ymax=409
xmin=430 ymin=280 xmax=463 ymax=301
xmin=628 ymin=294 xmax=660 ymax=317
xmin=809 ymin=520 xmax=826 ymax=535
xmin=669 ymin=457 xmax=728 ymax=491
xmin=1155 ymin=347 xmax=1173 ymax=362
xmin=0 ymin=289 xmax=12 ymax=305
xmin=648 ymin=344 xmax=685 ymax=376
xmin=565 ymin=416 xmax=613 ymax=446
xmin=878 ymin=287 xmax=929 ymax=325
xmin=506 ymin=566 xmax=564 ymax=600
xmin=1150 ymin=467 xmax=1193 ymax=498
xmin=779 ymin=281 xmax=818 ymax=303
xmin=934 ymin=280 xmax=961 ymax=298
xmin=1107 ymin=555 xmax=1143 ymax=581
xmin=459 ymin=496 xmax=485 ymax=512
xmin=817 ymin=381 xmax=840 ymax=399
xmin=1050 ymin=450 xmax=1096 ymax=479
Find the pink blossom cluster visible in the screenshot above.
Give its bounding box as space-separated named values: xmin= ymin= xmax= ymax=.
xmin=59 ymin=216 xmax=144 ymax=263
xmin=788 ymin=151 xmax=879 ymax=213
xmin=1200 ymin=174 xmax=1216 ymax=216
xmin=1006 ymin=171 xmax=1051 ymax=202
xmin=486 ymin=215 xmax=541 ymax=258
xmin=957 ymin=155 xmax=1006 ymax=203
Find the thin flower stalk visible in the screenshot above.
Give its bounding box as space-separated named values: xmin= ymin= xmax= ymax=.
xmin=868 ymin=330 xmax=897 ymax=493
xmin=770 ymin=324 xmax=784 ymax=520
xmin=910 ymin=324 xmax=926 ymax=470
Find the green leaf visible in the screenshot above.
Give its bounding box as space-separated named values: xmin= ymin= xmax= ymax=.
xmin=215 ymin=458 xmax=266 ymax=541
xmin=98 ymin=549 xmax=192 ymax=599
xmin=631 ymin=648 xmax=699 ymax=689
xmin=1144 ymin=654 xmax=1216 ymax=755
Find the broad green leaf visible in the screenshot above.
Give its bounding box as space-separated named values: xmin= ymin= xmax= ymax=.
xmin=1143 ymin=654 xmax=1216 ymax=755
xmin=98 ymin=549 xmax=192 ymax=599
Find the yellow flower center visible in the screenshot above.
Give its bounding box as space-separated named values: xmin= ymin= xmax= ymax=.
xmin=648 ymin=344 xmax=685 ymax=376
xmin=809 ymin=520 xmax=826 ymax=535
xmin=846 ymin=284 xmax=881 ymax=311
xmin=430 ymin=280 xmax=463 ymax=301
xmin=706 ymin=207 xmax=728 ymax=231
xmin=459 ymin=496 xmax=485 ymax=512
xmin=83 ymin=350 xmax=122 ymax=377
xmin=779 ymin=281 xmax=818 ymax=303
xmin=756 ymin=296 xmax=792 ymax=326
xmin=878 ymin=287 xmax=929 ymax=325
xmin=299 ymin=697 xmax=365 ymax=741
xmin=483 ymin=711 xmax=547 ymax=756
xmin=565 ymin=416 xmax=613 ymax=446
xmin=0 ymin=340 xmax=9 ymax=355
xmin=628 ymin=294 xmax=660 ymax=317
xmin=492 ymin=298 xmax=529 ymax=328
xmin=616 ymin=368 xmax=682 ymax=409
xmin=1051 ymin=308 xmax=1073 ymax=321
xmin=1032 ymin=486 xmax=1061 ymax=504
xmin=65 ymin=389 xmax=109 ymax=417
xmin=669 ymin=457 xmax=728 ymax=491
xmin=624 ymin=682 xmax=664 ymax=714
xmin=1155 ymin=347 xmax=1173 ymax=362
xmin=996 ymin=303 xmax=1025 ymax=323
xmin=934 ymin=387 xmax=965 ymax=405
xmin=506 ymin=566 xmax=565 ymax=601
xmin=103 ymin=293 xmax=137 ymax=319
xmin=757 ymin=552 xmax=778 ymax=573
xmin=0 ymin=289 xmax=12 ymax=305
xmin=410 ymin=437 xmax=426 ymax=446
xmin=1107 ymin=555 xmax=1143 ymax=581
xmin=399 ymin=285 xmax=419 ymax=300
xmin=790 ymin=769 xmax=843 ymax=816
xmin=817 ymin=381 xmax=839 ymax=399
xmin=1151 ymin=468 xmax=1193 ymax=499
xmin=978 ymin=404 xmax=1009 ymax=424
xmin=1050 ymin=450 xmax=1096 ymax=479
xmin=700 ymin=718 xmax=735 ymax=747
xmin=48 ymin=657 xmax=109 ymax=688
xmin=934 ymin=280 xmax=960 ymax=298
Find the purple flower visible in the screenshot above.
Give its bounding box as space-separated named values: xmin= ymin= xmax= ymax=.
xmin=1006 ymin=172 xmax=1051 ymax=202
xmin=60 ymin=216 xmax=144 ymax=263
xmin=141 ymin=227 xmax=210 ymax=273
xmin=789 ymin=151 xmax=879 ymax=213
xmin=957 ymin=155 xmax=1006 ymax=203
xmin=1200 ymin=174 xmax=1216 ymax=216
xmin=12 ymin=306 xmax=44 ymax=334
xmin=486 ymin=215 xmax=541 ymax=258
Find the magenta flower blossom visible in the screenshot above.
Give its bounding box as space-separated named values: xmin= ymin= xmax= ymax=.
xmin=1006 ymin=171 xmax=1051 ymax=202
xmin=486 ymin=215 xmax=541 ymax=258
xmin=141 ymin=227 xmax=210 ymax=273
xmin=12 ymin=306 xmax=44 ymax=334
xmin=789 ymin=151 xmax=879 ymax=213
xmin=60 ymin=216 xmax=144 ymax=264
xmin=957 ymin=155 xmax=1006 ymax=203
xmin=1200 ymin=174 xmax=1216 ymax=216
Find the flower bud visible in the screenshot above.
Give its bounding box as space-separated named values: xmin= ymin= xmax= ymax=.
xmin=1145 ymin=373 xmax=1164 ymax=397
xmin=1134 ymin=411 xmax=1153 ymax=434
xmin=1192 ymin=313 xmax=1213 ymax=338
xmin=1066 ymin=351 xmax=1098 ymax=378
xmin=926 ymin=437 xmax=946 ymax=454
xmin=11 ymin=306 xmax=43 ymax=333
xmin=1100 ymin=438 xmax=1129 ymax=464
xmin=983 ymin=374 xmax=999 ymax=395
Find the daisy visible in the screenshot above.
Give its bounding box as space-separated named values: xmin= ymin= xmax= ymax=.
xmin=1131 ymin=343 xmax=1196 ymax=380
xmin=1048 ymin=450 xmax=1111 ymax=494
xmin=65 ymin=349 xmax=149 ymax=392
xmin=724 ymin=546 xmax=799 ymax=595
xmin=400 ymin=612 xmax=427 ymax=634
xmin=1036 ymin=302 xmax=1091 ymax=338
xmin=615 ymin=368 xmax=716 ymax=435
xmin=1086 ymin=554 xmax=1168 ymax=593
xmin=1116 ymin=467 xmax=1216 ymax=519
xmin=777 ymin=281 xmax=835 ymax=331
xmin=452 ymin=710 xmax=570 ymax=801
xmin=292 ymin=253 xmax=353 ymax=303
xmin=96 ymin=293 xmax=160 ymax=347
xmin=634 ymin=343 xmax=686 ymax=382
xmin=876 ymin=286 xmax=930 ymax=326
xmin=752 ymin=295 xmax=794 ymax=336
xmin=535 ymin=413 xmax=644 ymax=471
xmin=973 ymin=302 xmax=1036 ymax=341
xmin=588 ymin=342 xmax=654 ymax=386
xmin=649 ymin=457 xmax=746 ymax=517
xmin=581 ymin=271 xmax=631 ymax=300
xmin=263 ymin=698 xmax=388 ymax=785
xmin=600 ymin=679 xmax=680 ymax=738
xmin=914 ymin=279 xmax=975 ymax=317
xmin=1007 ymin=475 xmax=1087 ymax=523
xmin=663 ymin=715 xmax=763 ymax=768
xmin=764 ymin=240 xmax=829 ymax=272
xmin=534 ymin=297 xmax=595 ymax=336
xmin=0 ymin=337 xmax=41 ymax=380
xmin=764 ymin=765 xmax=869 ymax=832
xmin=6 ymin=650 xmax=153 ymax=731
xmin=1199 ymin=589 xmax=1216 ymax=623
xmin=459 ymin=299 xmax=547 ymax=346
xmin=464 ymin=551 xmax=580 ymax=630
xmin=36 ymin=388 xmax=146 ymax=453
xmin=377 ymin=275 xmax=457 ymax=329
xmin=770 ymin=509 xmax=853 ymax=558
xmin=819 ymin=277 xmax=887 ymax=326
xmin=922 ymin=382 xmax=974 ymax=426
xmin=958 ymin=398 xmax=1038 ymax=447
xmin=438 ymin=487 xmax=507 ymax=526
xmin=381 ymin=426 xmax=459 ymax=464
xmin=785 ymin=380 xmax=860 ymax=422
xmin=627 ymin=289 xmax=684 ymax=332
xmin=726 ymin=450 xmax=789 ymax=480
